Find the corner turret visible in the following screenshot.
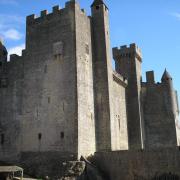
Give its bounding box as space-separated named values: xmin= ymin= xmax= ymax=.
xmin=0 ymin=38 xmax=8 ymax=77
xmin=161 ymin=68 xmax=176 ymax=114
xmin=0 ymin=39 xmax=8 ymax=88
xmin=113 ymin=43 xmax=144 ymax=150
xmin=91 ymin=0 xmax=108 ymax=9
xmin=91 ymin=0 xmax=114 ymax=151
xmin=161 ymin=69 xmax=172 ymax=83
xmin=0 ymin=39 xmax=8 ymax=65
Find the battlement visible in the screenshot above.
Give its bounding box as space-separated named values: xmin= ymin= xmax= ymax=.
xmin=142 ymin=71 xmax=160 ymax=86
xmin=113 ymin=71 xmax=128 ymax=87
xmin=26 ymin=5 xmax=61 ymax=23
xmin=142 ymin=69 xmax=175 ymax=87
xmin=26 ymin=1 xmax=87 ymax=26
xmin=146 ymin=71 xmax=155 ymax=84
xmin=113 ymin=43 xmax=142 ymax=62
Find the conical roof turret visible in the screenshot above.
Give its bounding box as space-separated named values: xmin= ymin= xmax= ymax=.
xmin=0 ymin=38 xmax=7 ymax=61
xmin=161 ymin=69 xmax=172 ymax=82
xmin=0 ymin=38 xmax=3 ymax=47
xmin=91 ymin=0 xmax=107 ymax=8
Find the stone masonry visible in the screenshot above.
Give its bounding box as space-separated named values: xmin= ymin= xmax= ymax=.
xmin=0 ymin=0 xmax=179 ymax=179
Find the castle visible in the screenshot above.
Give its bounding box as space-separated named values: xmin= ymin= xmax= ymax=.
xmin=0 ymin=0 xmax=180 ymax=179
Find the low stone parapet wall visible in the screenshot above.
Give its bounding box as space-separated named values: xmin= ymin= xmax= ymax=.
xmin=92 ymin=147 xmax=180 ymax=180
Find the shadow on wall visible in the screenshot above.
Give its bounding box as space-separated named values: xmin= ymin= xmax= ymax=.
xmin=61 ymin=157 xmax=109 ymax=180
xmin=134 ymin=172 xmax=180 ymax=180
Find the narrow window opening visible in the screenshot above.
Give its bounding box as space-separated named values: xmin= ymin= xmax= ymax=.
xmin=0 ymin=62 xmax=2 ymax=67
xmin=61 ymin=132 xmax=64 ymax=139
xmin=38 ymin=133 xmax=42 ymax=140
xmin=44 ymin=65 xmax=47 ymax=73
xmin=48 ymin=97 xmax=51 ymax=104
xmin=118 ymin=118 xmax=121 ymax=131
xmin=63 ymin=102 xmax=65 ymax=112
xmin=1 ymin=134 xmax=4 ymax=145
xmin=37 ymin=109 xmax=39 ymax=118
xmin=96 ymin=6 xmax=100 ymax=10
xmin=85 ymin=44 xmax=89 ymax=55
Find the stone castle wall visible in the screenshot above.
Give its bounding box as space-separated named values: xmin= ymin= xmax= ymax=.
xmin=141 ymin=72 xmax=177 ymax=149
xmin=0 ymin=1 xmax=180 ymax=179
xmin=111 ymin=72 xmax=128 ymax=150
xmin=75 ymin=2 xmax=96 ymax=157
xmin=113 ymin=44 xmax=144 ymax=150
xmin=1 ymin=1 xmax=79 ymax=160
xmin=92 ymin=148 xmax=180 ymax=180
xmin=0 ymin=0 xmax=129 ymax=162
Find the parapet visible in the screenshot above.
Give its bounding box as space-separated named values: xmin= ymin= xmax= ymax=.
xmin=10 ymin=54 xmax=20 ymax=62
xmin=26 ymin=5 xmax=61 ymax=25
xmin=113 ymin=71 xmax=128 ymax=88
xmin=26 ymin=1 xmax=86 ymax=26
xmin=146 ymin=71 xmax=155 ymax=84
xmin=113 ymin=43 xmax=142 ymax=62
xmin=142 ymin=70 xmax=173 ymax=86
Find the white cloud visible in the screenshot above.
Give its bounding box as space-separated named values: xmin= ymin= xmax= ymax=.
xmin=171 ymin=12 xmax=180 ymax=20
xmin=2 ymin=29 xmax=22 ymax=40
xmin=0 ymin=14 xmax=24 ymax=41
xmin=0 ymin=0 xmax=18 ymax=6
xmin=8 ymin=44 xmax=25 ymax=60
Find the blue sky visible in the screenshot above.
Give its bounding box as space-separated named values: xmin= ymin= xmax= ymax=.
xmin=0 ymin=0 xmax=180 ymax=104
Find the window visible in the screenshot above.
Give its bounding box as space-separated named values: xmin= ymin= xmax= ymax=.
xmin=0 ymin=78 xmax=8 ymax=88
xmin=62 ymin=102 xmax=65 ymax=112
xmin=0 ymin=62 xmax=2 ymax=67
xmin=118 ymin=118 xmax=120 ymax=130
xmin=91 ymin=113 xmax=93 ymax=120
xmin=1 ymin=134 xmax=4 ymax=145
xmin=96 ymin=6 xmax=100 ymax=10
xmin=85 ymin=44 xmax=89 ymax=55
xmin=38 ymin=133 xmax=42 ymax=140
xmin=44 ymin=65 xmax=47 ymax=73
xmin=53 ymin=41 xmax=63 ymax=56
xmin=48 ymin=97 xmax=50 ymax=104
xmin=61 ymin=132 xmax=64 ymax=139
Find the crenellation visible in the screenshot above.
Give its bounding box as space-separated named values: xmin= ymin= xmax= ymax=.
xmin=120 ymin=45 xmax=128 ymax=49
xmin=10 ymin=54 xmax=20 ymax=62
xmin=65 ymin=0 xmax=79 ymax=9
xmin=112 ymin=47 xmax=119 ymax=59
xmin=81 ymin=9 xmax=85 ymax=13
xmin=146 ymin=71 xmax=155 ymax=84
xmin=40 ymin=10 xmax=48 ymax=17
xmin=26 ymin=14 xmax=36 ymax=23
xmin=53 ymin=5 xmax=60 ymax=13
xmin=22 ymin=49 xmax=26 ymax=56
xmin=113 ymin=43 xmax=142 ymax=62
xmin=26 ymin=4 xmax=74 ymax=27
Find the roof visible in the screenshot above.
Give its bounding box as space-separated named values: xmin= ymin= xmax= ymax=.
xmin=161 ymin=69 xmax=172 ymax=81
xmin=0 ymin=41 xmax=7 ymax=56
xmin=91 ymin=0 xmax=108 ymax=8
xmin=0 ymin=37 xmax=3 ymax=46
xmin=0 ymin=166 xmax=23 ymax=173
